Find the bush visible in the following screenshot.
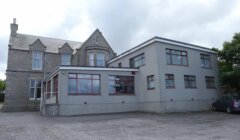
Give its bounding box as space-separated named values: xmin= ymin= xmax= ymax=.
xmin=0 ymin=93 xmax=5 ymax=102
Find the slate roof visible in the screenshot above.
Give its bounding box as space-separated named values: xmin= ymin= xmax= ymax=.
xmin=9 ymin=33 xmax=83 ymax=53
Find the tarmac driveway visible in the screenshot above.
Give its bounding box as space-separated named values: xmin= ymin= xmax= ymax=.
xmin=0 ymin=111 xmax=239 ymax=140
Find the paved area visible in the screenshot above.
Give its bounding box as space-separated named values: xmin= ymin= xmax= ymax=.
xmin=0 ymin=111 xmax=239 ymax=140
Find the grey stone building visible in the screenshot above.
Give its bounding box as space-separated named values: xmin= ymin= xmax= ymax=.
xmin=4 ymin=19 xmax=220 ymax=115
xmin=3 ymin=19 xmax=116 ymax=111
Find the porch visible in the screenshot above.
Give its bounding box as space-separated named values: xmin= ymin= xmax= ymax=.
xmin=41 ymin=66 xmax=139 ymax=116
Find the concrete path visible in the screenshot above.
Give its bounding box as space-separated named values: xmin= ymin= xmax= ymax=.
xmin=0 ymin=111 xmax=239 ymax=140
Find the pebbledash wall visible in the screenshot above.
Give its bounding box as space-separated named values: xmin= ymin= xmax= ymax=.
xmin=42 ymin=37 xmax=220 ymax=116
xmin=42 ymin=67 xmax=139 ymax=116
xmin=108 ymin=38 xmax=220 ymax=113
xmin=5 ymin=19 xmax=220 ymax=114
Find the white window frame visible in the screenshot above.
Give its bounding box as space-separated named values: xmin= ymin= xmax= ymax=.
xmin=96 ymin=53 xmax=105 ymax=67
xmin=61 ymin=54 xmax=71 ymax=65
xmin=88 ymin=53 xmax=94 ymax=66
xmin=147 ymin=75 xmax=155 ymax=90
xmin=29 ymin=79 xmax=42 ymax=100
xmin=32 ymin=51 xmax=43 ymax=70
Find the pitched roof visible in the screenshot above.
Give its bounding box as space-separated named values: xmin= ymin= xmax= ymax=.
xmin=108 ymin=36 xmax=216 ymax=63
xmin=9 ymin=33 xmax=82 ymax=53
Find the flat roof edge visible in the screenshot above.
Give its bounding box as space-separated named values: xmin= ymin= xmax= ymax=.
xmin=108 ymin=37 xmax=216 ymax=64
xmin=43 ymin=66 xmax=139 ymax=82
xmin=59 ymin=66 xmax=139 ymax=71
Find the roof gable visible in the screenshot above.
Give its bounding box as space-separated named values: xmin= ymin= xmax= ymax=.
xmin=58 ymin=42 xmax=74 ymax=54
xmin=80 ymin=29 xmax=114 ymax=53
xmin=29 ymin=38 xmax=46 ymax=51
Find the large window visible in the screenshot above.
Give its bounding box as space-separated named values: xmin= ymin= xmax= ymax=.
xmin=61 ymin=54 xmax=71 ymax=65
xmin=32 ymin=51 xmax=43 ymax=70
xmin=205 ymin=76 xmax=215 ymax=88
xmin=29 ymin=79 xmax=41 ymax=100
xmin=184 ymin=75 xmax=196 ymax=88
xmin=166 ymin=49 xmax=188 ymax=66
xmin=68 ymin=74 xmax=100 ymax=95
xmin=108 ymin=76 xmax=134 ymax=95
xmin=130 ymin=53 xmax=145 ymax=68
xmin=201 ymin=54 xmax=211 ymax=68
xmin=53 ymin=75 xmax=58 ymax=98
xmin=88 ymin=53 xmax=94 ymax=66
xmin=147 ymin=75 xmax=155 ymax=90
xmin=96 ymin=53 xmax=105 ymax=66
xmin=165 ymin=74 xmax=175 ymax=88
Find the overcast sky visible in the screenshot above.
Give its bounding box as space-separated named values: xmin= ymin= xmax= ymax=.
xmin=0 ymin=0 xmax=240 ymax=80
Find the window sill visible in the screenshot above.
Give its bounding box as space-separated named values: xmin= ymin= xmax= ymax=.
xmin=167 ymin=64 xmax=189 ymax=67
xmin=68 ymin=93 xmax=101 ymax=96
xmin=109 ymin=93 xmax=135 ymax=96
xmin=31 ymin=69 xmax=43 ymax=71
xmin=147 ymin=88 xmax=155 ymax=90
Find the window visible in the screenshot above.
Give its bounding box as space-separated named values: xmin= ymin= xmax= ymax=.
xmin=147 ymin=75 xmax=155 ymax=90
xmin=68 ymin=74 xmax=100 ymax=95
xmin=46 ymin=80 xmax=51 ymax=99
xmin=165 ymin=74 xmax=175 ymax=88
xmin=166 ymin=49 xmax=188 ymax=65
xmin=108 ymin=76 xmax=134 ymax=95
xmin=184 ymin=75 xmax=196 ymax=88
xmin=96 ymin=53 xmax=105 ymax=66
xmin=53 ymin=75 xmax=58 ymax=97
xmin=130 ymin=53 xmax=145 ymax=68
xmin=61 ymin=54 xmax=71 ymax=65
xmin=29 ymin=79 xmax=41 ymax=100
xmin=32 ymin=51 xmax=43 ymax=70
xmin=205 ymin=76 xmax=215 ymax=88
xmin=201 ymin=54 xmax=211 ymax=68
xmin=118 ymin=63 xmax=122 ymax=68
xmin=88 ymin=53 xmax=94 ymax=66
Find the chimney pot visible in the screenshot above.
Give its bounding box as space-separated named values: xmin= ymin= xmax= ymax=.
xmin=10 ymin=18 xmax=18 ymax=37
xmin=13 ymin=18 xmax=16 ymax=24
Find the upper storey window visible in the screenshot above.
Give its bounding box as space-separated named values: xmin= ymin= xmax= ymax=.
xmin=88 ymin=52 xmax=106 ymax=67
xmin=96 ymin=53 xmax=105 ymax=67
xmin=129 ymin=53 xmax=145 ymax=68
xmin=88 ymin=53 xmax=94 ymax=66
xmin=61 ymin=54 xmax=71 ymax=65
xmin=166 ymin=49 xmax=188 ymax=66
xmin=32 ymin=51 xmax=43 ymax=70
xmin=200 ymin=54 xmax=211 ymax=68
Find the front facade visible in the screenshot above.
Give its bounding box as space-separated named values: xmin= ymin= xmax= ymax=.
xmin=3 ymin=19 xmax=116 ymax=111
xmin=4 ymin=19 xmax=220 ymax=115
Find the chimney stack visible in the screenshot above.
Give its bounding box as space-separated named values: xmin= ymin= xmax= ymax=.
xmin=10 ymin=18 xmax=18 ymax=37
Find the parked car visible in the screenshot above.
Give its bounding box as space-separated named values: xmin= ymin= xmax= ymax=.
xmin=212 ymin=95 xmax=240 ymax=114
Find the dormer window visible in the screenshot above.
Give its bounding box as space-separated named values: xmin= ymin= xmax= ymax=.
xmin=61 ymin=54 xmax=71 ymax=65
xmin=32 ymin=51 xmax=43 ymax=70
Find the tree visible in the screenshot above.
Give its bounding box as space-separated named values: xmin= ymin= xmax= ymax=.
xmin=0 ymin=80 xmax=5 ymax=102
xmin=0 ymin=79 xmax=5 ymax=92
xmin=213 ymin=32 xmax=240 ymax=95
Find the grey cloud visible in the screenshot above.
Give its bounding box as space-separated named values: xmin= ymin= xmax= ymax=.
xmin=0 ymin=0 xmax=240 ymax=80
xmin=85 ymin=0 xmax=149 ymax=53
